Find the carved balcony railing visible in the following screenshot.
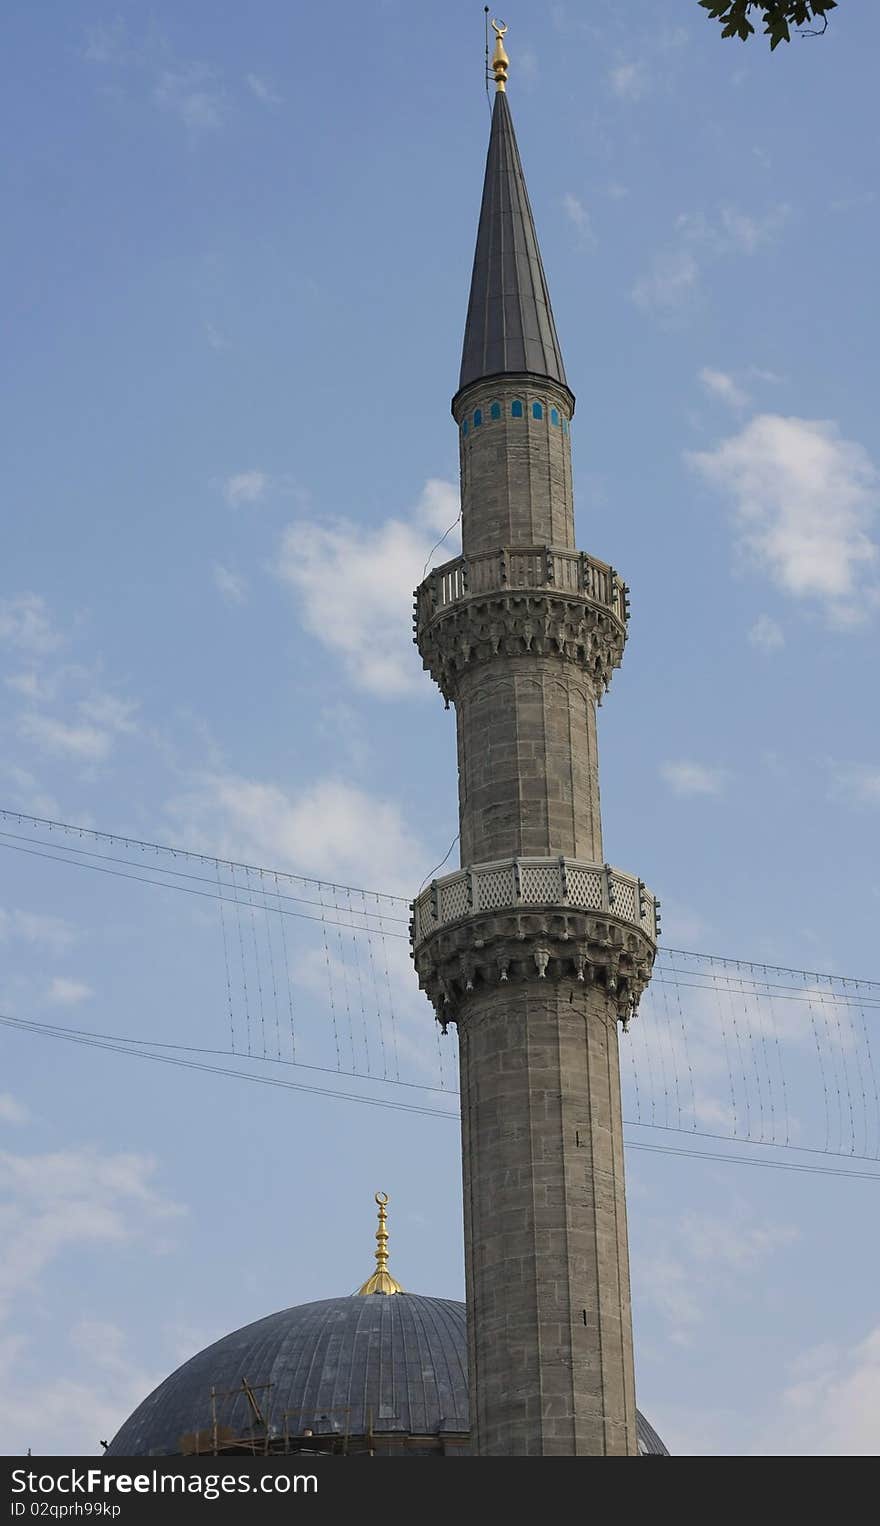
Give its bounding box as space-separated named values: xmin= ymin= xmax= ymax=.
xmin=411 ymin=856 xmax=659 ymax=950
xmin=414 ymin=546 xmax=628 ymax=637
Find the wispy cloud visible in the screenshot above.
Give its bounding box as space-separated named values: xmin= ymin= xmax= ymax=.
xmin=82 ymin=21 xmax=128 ymax=66
xmin=46 ymin=978 xmax=93 ymax=1007
xmin=660 ymin=761 xmax=729 ymax=797
xmin=829 ymin=764 xmax=880 ymax=809
xmin=0 ymin=1145 xmax=182 ymax=1316
xmin=699 ymin=367 xmax=750 ymax=411
xmin=0 ymin=595 xmax=63 ymax=656
xmin=167 ymin=773 xmax=428 ymax=897
xmin=634 ymin=1206 xmax=798 ymax=1346
xmin=748 ymin=614 xmax=785 ymax=652
xmin=677 ymin=204 xmax=791 ymax=256
xmin=632 ymin=248 xmax=699 ymax=315
xmin=245 ymin=73 xmax=282 ymax=106
xmin=0 ymin=910 xmax=78 ymax=956
xmin=562 ymin=192 xmax=597 ymax=249
xmin=687 ymin=415 xmax=879 ymax=626
xmin=276 ymin=477 xmax=459 ymax=698
xmin=634 ymin=204 xmax=790 ymax=317
xmin=608 ymin=60 xmax=648 ymax=101
xmin=0 ymin=1095 xmax=29 ymax=1126
xmin=83 ymin=21 xmax=226 ymax=138
xmin=0 ymin=765 xmax=61 ymax=822
xmin=4 ymin=671 xmax=56 ymax=701
xmin=212 ymin=564 xmax=248 ymax=605
xmin=154 ymin=65 xmax=223 ymax=133
xmin=756 ymin=1326 xmax=880 ymax=1456
xmin=203 ymin=320 xmax=230 ymax=353
xmin=224 ymin=469 xmax=268 ymax=506
xmin=16 ymin=690 xmax=138 ymax=764
xmin=79 ymin=693 xmax=139 ymax=735
xmin=17 ymin=714 xmax=112 ymax=762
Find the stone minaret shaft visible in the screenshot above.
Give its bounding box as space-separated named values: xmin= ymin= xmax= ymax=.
xmin=411 ymin=69 xmax=658 ymax=1457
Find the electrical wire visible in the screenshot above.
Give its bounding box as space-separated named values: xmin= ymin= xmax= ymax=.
xmin=4 ymin=1010 xmax=880 ymax=1180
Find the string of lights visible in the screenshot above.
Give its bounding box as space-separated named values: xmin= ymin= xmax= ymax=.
xmin=4 ymin=1009 xmax=880 ymax=1181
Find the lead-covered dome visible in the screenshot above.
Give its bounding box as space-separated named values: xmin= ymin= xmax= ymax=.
xmin=106 ymin=1293 xmax=668 ymax=1456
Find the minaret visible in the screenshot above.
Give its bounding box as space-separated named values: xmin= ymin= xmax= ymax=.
xmin=410 ymin=25 xmax=659 ymax=1457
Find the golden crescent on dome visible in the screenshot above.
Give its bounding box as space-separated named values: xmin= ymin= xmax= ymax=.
xmin=375 ymin=1190 xmax=389 ymax=1206
xmin=491 ymin=19 xmax=507 ymax=38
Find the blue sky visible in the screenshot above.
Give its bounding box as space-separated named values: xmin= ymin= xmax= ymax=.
xmin=2 ymin=0 xmax=879 ymax=1457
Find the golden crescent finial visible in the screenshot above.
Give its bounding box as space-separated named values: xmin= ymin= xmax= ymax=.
xmin=491 ymin=18 xmax=509 ymax=93
xmin=357 ymin=1191 xmax=404 ymax=1296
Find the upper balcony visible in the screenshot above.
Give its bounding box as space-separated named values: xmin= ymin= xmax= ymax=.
xmin=414 ymin=545 xmax=628 ymax=639
xmin=411 ymin=856 xmax=659 ymax=951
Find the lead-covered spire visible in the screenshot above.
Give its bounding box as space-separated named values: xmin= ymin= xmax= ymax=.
xmin=457 ymin=85 xmax=569 ymax=400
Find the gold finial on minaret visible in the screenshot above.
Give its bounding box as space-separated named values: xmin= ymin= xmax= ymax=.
xmin=357 ymin=1192 xmax=404 ymax=1296
xmin=491 ymin=18 xmax=509 ymax=92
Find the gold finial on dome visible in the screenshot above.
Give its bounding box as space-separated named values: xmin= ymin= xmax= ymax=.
xmin=491 ymin=19 xmax=509 ymax=92
xmin=357 ymin=1192 xmax=405 ymax=1296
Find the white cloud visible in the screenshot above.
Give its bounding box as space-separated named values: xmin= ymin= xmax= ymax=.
xmin=0 ymin=910 xmax=78 ymax=956
xmin=562 ymin=192 xmax=597 ymax=249
xmin=0 ymin=1146 xmax=183 ymax=1453
xmin=212 ymin=563 xmax=248 ymax=605
xmin=634 ymin=1205 xmax=798 ymax=1346
xmin=632 ymin=248 xmax=699 ymax=315
xmin=204 ymin=319 xmax=230 ymax=352
xmin=748 ymin=366 xmax=784 ymax=385
xmin=276 ymin=477 xmax=459 ymax=697
xmin=756 ymin=1326 xmax=880 ymax=1456
xmin=677 ymin=204 xmax=791 ymax=256
xmin=0 ymin=1325 xmax=161 ymax=1457
xmin=609 ymin=60 xmax=648 ymax=101
xmin=829 ymin=764 xmax=880 ymax=808
xmin=4 ymin=671 xmax=56 ymax=701
xmin=246 ymin=72 xmax=281 ymax=106
xmin=829 ymin=189 xmax=876 ymax=215
xmin=154 ymin=66 xmax=223 ymax=133
xmin=699 ymin=367 xmax=750 ymax=410
xmin=83 ymin=23 xmax=121 ymax=64
xmin=0 ymin=765 xmax=60 ymax=819
xmin=634 ymin=204 xmax=790 ymax=318
xmin=660 ymin=761 xmax=729 ymax=797
xmin=47 ymin=978 xmax=94 ymax=1007
xmin=717 ymin=202 xmax=791 ymax=254
xmin=224 ymin=469 xmax=268 ymax=506
xmin=0 ymin=594 xmax=63 ymax=655
xmin=79 ymin=692 xmax=139 ymax=735
xmin=15 ymin=689 xmax=138 ymax=762
xmin=17 ymin=713 xmax=111 ymax=762
xmin=0 ymin=1146 xmax=182 ymax=1315
xmin=748 ymin=613 xmax=785 ymax=652
xmin=0 ymin=1095 xmax=29 ymax=1126
xmin=167 ymin=773 xmax=428 ymax=896
xmin=688 ymin=415 xmax=879 ymax=624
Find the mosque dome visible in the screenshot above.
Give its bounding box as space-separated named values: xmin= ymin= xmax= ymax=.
xmin=106 ymin=1196 xmax=668 ymax=1458
xmin=105 ymin=1292 xmax=668 ymax=1457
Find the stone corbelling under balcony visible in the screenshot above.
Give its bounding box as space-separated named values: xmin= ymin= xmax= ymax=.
xmin=416 ymin=589 xmax=626 ymax=705
xmin=410 ymin=857 xmax=658 ymax=1027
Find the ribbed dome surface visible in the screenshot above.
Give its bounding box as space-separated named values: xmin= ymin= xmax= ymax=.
xmin=106 ymin=1293 xmax=669 ymax=1456
xmin=107 ymin=1295 xmax=468 ymax=1456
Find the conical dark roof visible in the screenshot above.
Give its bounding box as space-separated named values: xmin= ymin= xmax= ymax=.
xmin=457 ymin=91 xmax=569 ymax=401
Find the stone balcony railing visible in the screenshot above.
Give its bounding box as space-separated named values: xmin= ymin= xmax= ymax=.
xmin=414 ymin=546 xmax=628 ymax=635
xmin=411 ymin=856 xmax=659 ymax=950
